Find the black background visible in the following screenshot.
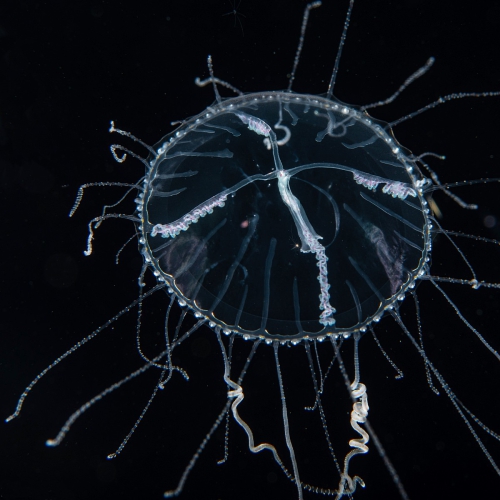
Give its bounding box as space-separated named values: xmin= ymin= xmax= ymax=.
xmin=1 ymin=1 xmax=500 ymax=499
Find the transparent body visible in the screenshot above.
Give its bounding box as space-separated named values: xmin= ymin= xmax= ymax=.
xmin=144 ymin=92 xmax=430 ymax=338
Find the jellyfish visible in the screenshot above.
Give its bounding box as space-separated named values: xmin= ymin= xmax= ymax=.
xmin=3 ymin=1 xmax=500 ymax=499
